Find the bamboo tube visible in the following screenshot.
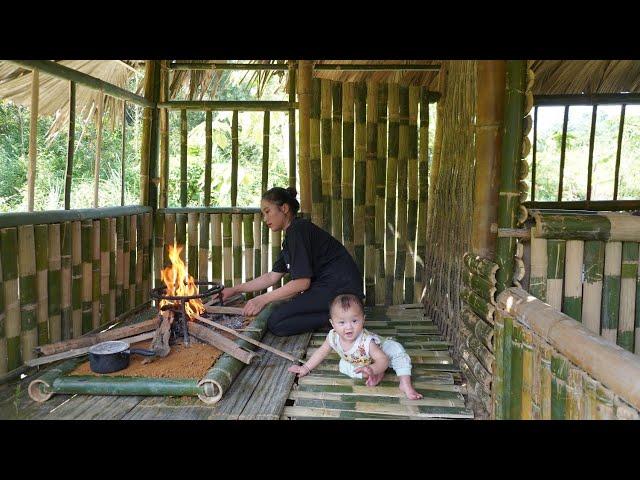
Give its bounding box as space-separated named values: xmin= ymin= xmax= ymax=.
xmin=509 ymin=323 xmax=523 ymax=419
xmin=394 ymin=86 xmax=409 ymax=304
xmin=562 ymin=240 xmax=584 ymax=322
xmin=271 ymin=230 xmax=282 ymax=289
xmin=243 ymin=214 xmax=254 ymax=299
xmin=128 ymin=215 xmax=138 ymax=310
xmin=462 ymin=269 xmax=496 ymax=304
xmin=253 ymin=213 xmax=261 ymax=285
xmin=180 ymin=109 xmax=187 ymax=207
xmin=93 ymin=91 xmax=104 ymax=208
xmin=331 ymin=81 xmax=343 ymax=240
xmin=143 ymin=212 xmax=151 ymax=303
xmin=460 ymin=286 xmax=495 ymax=323
xmin=60 ymin=222 xmax=72 ymax=340
xmin=47 ymin=224 xmax=61 ymax=343
xmin=404 ymin=86 xmax=419 ymax=304
xmin=121 ymin=103 xmax=126 ymax=206
xmin=298 ymin=60 xmax=312 ymax=216
xmin=64 ymin=81 xmax=75 ymax=210
xmin=533 ymin=211 xmax=640 ymax=242
xmin=461 ymin=347 xmax=491 ymax=390
xmin=33 ymin=225 xmax=50 ymax=347
xmin=321 ymin=79 xmax=332 ymax=232
xmin=415 ymin=87 xmax=429 ymax=302
xmin=493 ymin=310 xmax=505 ymax=419
xmin=537 ymin=342 xmax=552 ymax=419
xmin=187 ymin=321 xmax=257 ymax=365
xmin=467 ymin=332 xmax=495 ymax=374
xmin=231 ymin=111 xmax=239 ymax=206
xmin=546 ymin=239 xmax=566 ymax=311
xmin=135 ymin=214 xmax=144 ymax=306
xmin=163 ymin=213 xmax=175 ymax=267
xmin=27 ymin=69 xmax=39 ymax=212
xmin=529 ymin=227 xmax=547 ymax=301
xmin=90 ymin=220 xmax=100 ymax=329
xmin=462 ymin=252 xmax=498 ymax=284
xmin=595 ymin=385 xmax=616 ymax=419
xmin=582 ymin=240 xmax=604 ymax=335
xmin=80 ymin=220 xmax=93 ymax=334
xmin=116 ymin=216 xmax=125 ymax=315
xmin=376 ymin=84 xmax=388 ymax=305
xmin=521 ymin=329 xmax=533 ymax=419
xmin=385 ymin=84 xmax=400 ymax=305
xmin=261 ymin=111 xmax=270 ymax=194
xmin=154 ymin=212 xmax=164 ymax=289
xmin=531 ymin=336 xmax=542 ymax=419
xmin=121 ymin=216 xmax=130 ymax=313
xmin=310 ymin=78 xmax=322 ymax=226
xmin=502 ymin=313 xmax=513 ymax=418
xmin=354 ymin=82 xmax=367 ymax=281
xmin=232 ymin=214 xmax=242 ymax=287
xmin=16 ymin=226 xmax=37 ymax=362
xmin=109 ymin=218 xmax=116 ymax=321
xmin=601 ymin=241 xmax=622 ymax=343
xmin=199 ymin=212 xmax=210 ymax=292
xmin=550 ymin=353 xmax=568 ymax=419
xmin=222 ymin=214 xmax=232 ymax=287
xmin=187 ymin=212 xmax=199 ymax=280
xmin=159 ymin=63 xmax=169 ymax=209
xmin=203 ymin=110 xmax=212 ymax=206
xmin=342 ymin=83 xmax=355 ymax=258
xmin=461 ymin=307 xmax=493 ymax=351
xmin=618 ymin=242 xmax=638 ymax=351
xmin=99 ymin=218 xmax=110 ymax=326
xmin=211 ymin=214 xmax=222 ymax=284
xmin=582 ymin=374 xmax=598 ymax=419
xmin=566 ymin=367 xmax=583 ymax=419
xmin=365 ymin=81 xmax=378 ymax=306
xmin=175 ymin=213 xmax=187 ymax=266
xmin=71 ymin=221 xmax=82 ymax=338
xmin=139 ymin=62 xmax=153 ymax=206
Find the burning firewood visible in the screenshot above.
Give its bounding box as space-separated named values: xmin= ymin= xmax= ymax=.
xmin=146 ymin=310 xmax=173 ymax=361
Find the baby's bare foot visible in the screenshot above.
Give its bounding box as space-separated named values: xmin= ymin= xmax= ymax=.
xmin=366 ymin=371 xmax=385 ymax=387
xmin=398 ymin=376 xmax=423 ymax=400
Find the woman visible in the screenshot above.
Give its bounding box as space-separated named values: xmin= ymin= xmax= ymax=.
xmin=219 ymin=186 xmax=364 ymax=336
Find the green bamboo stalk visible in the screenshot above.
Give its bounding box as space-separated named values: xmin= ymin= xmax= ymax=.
xmin=211 ymin=214 xmax=222 ymax=284
xmin=354 ymin=81 xmax=367 ymax=283
xmin=461 ymin=307 xmax=494 ymax=351
xmin=0 ymin=241 xmax=5 ymax=374
xmin=342 ymin=83 xmax=355 ymax=258
xmin=531 ymin=336 xmax=542 ymax=419
xmin=595 ymin=384 xmax=615 ymax=419
xmin=467 ymin=333 xmax=495 ymax=374
xmin=223 ymin=214 xmax=232 ymax=288
xmin=375 ymin=84 xmax=388 ymax=305
xmin=135 ymin=214 xmax=144 ymax=306
xmin=365 ymin=81 xmax=378 ymax=306
xmin=582 ymin=375 xmax=598 ymax=419
xmin=34 ymin=224 xmax=49 ymax=346
xmin=199 ymin=212 xmax=210 ymax=293
xmin=310 ymin=78 xmax=322 ymax=227
xmin=100 ymin=218 xmax=110 ymax=326
xmin=404 ymin=86 xmax=419 ymax=303
xmin=289 ymin=62 xmax=297 ymax=189
xmin=533 ymin=211 xmax=640 ymax=241
xmin=232 ymin=214 xmax=242 ymax=287
xmin=462 ymin=252 xmax=499 ymax=283
xmin=546 ymin=239 xmax=566 ymax=311
xmin=128 ymin=215 xmax=137 ymax=310
xmin=121 ymin=216 xmax=130 ymax=314
xmin=562 ymin=240 xmax=584 ymax=322
xmin=529 ymin=227 xmax=547 ymax=301
xmin=262 ymin=111 xmax=270 ymax=194
xmin=187 ymin=212 xmax=199 ymax=281
xmin=394 ymin=86 xmax=409 ymax=304
xmin=321 ymin=79 xmax=333 ymax=233
xmin=462 ymin=269 xmax=496 ymax=304
xmin=253 ymin=213 xmax=261 ymax=287
xmin=493 ymin=311 xmax=504 ymax=419
xmin=551 ymin=353 xmax=569 ymax=419
xmin=509 ymin=323 xmax=523 ymax=419
xmin=540 ymin=343 xmax=552 ymax=419
xmin=243 ymin=214 xmax=254 ymax=299
xmin=272 ymin=230 xmax=282 ymax=289
xmin=159 ymin=63 xmax=169 ymax=209
xmin=460 ymin=286 xmax=495 ymax=324
xmin=163 ymin=213 xmax=175 ymax=267
xmin=332 ymin=81 xmax=342 ymax=241
xmin=204 ymin=110 xmax=212 ymax=207
xmin=582 ymin=240 xmax=604 ymax=335
xmin=385 ymin=84 xmax=399 ymax=305
xmin=175 ymin=213 xmax=187 ymax=266
xmin=154 ymin=211 xmax=164 ymax=289
xmin=636 ymin=243 xmax=640 ymax=355
xmin=60 ymin=222 xmax=72 ymax=340
xmin=566 ymin=367 xmax=583 ymax=419
xmin=91 ymin=220 xmax=100 ymax=329
xmin=231 ymin=110 xmax=239 ymax=207
xmin=81 ymin=219 xmax=93 ymax=334
xmin=143 ymin=212 xmax=151 ymax=303
xmin=47 ymin=223 xmax=61 ymax=343
xmin=116 ymin=216 xmax=125 ymax=315
xmin=180 ymin=109 xmax=187 ymax=207
xmin=521 ymin=329 xmax=534 ymax=419
xmin=45 ymin=375 xmax=202 ymax=398
xmin=64 ymin=81 xmax=75 ymax=210
xmin=502 ymin=313 xmax=513 ymax=419
xmin=17 ymin=225 xmax=37 ymax=363
xmin=71 ymin=221 xmax=82 ymax=338
xmin=618 ymin=242 xmax=638 ymax=351
xmin=415 ymin=87 xmax=429 ymax=302
xmin=109 ymin=217 xmax=116 ymax=321
xmin=601 ymin=241 xmax=622 ymax=343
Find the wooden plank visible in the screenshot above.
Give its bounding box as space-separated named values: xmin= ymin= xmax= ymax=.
xmin=44 ymin=394 xmax=145 ymax=420
xmin=283 ymin=404 xmax=473 ymax=419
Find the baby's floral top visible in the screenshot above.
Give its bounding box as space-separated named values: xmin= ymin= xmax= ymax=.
xmin=327 ymin=328 xmax=383 ymax=367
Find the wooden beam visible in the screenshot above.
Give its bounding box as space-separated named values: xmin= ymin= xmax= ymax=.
xmin=524 ymin=200 xmax=640 ymax=211
xmin=0 ymin=206 xmax=151 ymax=229
xmin=169 ymin=62 xmax=290 ymax=71
xmin=7 ymin=60 xmax=154 ymax=108
xmin=314 ymin=64 xmax=441 ymax=72
xmin=534 ymin=93 xmax=640 ymax=106
xmin=157 ymin=101 xmax=294 ymax=111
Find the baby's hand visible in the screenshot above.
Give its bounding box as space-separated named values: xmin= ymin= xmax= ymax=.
xmin=288 ymin=365 xmax=308 ymax=377
xmin=354 ymin=366 xmax=374 ymax=378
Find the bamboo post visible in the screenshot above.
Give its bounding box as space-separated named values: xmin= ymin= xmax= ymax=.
xmin=415 ymin=87 xmax=429 ymax=302
xmin=342 ymin=83 xmax=355 ymax=258
xmin=64 ymin=81 xmax=75 ymax=210
xmin=71 ymin=221 xmax=82 ymax=338
xmin=180 ymin=109 xmax=188 ymax=207
xmin=139 ymin=62 xmax=154 ymax=207
xmin=27 ymin=69 xmax=39 ymax=212
xmin=121 ymin=103 xmax=126 ymax=206
xmin=297 ymin=60 xmax=312 ymax=216
xmin=175 ymin=213 xmax=187 ymax=265
xmin=385 ymin=84 xmax=399 ymax=305
xmin=100 ymin=218 xmax=110 ymax=326
xmin=562 ymin=240 xmax=584 ymax=322
xmin=232 ymin=214 xmax=242 ymax=287
xmin=567 ymin=367 xmax=583 ymax=419
xmin=310 ymin=78 xmax=322 ymax=226
xmin=0 ymin=242 xmax=5 ymax=374
xmin=93 ymin=91 xmax=104 ymax=208
xmin=509 ymin=323 xmax=523 ymax=419
xmin=135 ymin=213 xmax=144 ymax=306
xmin=354 ymin=82 xmax=367 ymax=281
xmin=332 ymin=81 xmax=342 ymax=240
xmin=199 ymin=212 xmax=210 ymax=293
xmin=34 ymin=225 xmax=49 ymax=347
xmin=109 ymin=217 xmax=116 ymax=321
xmin=493 ymin=311 xmax=505 ymax=419
xmin=116 ymin=216 xmax=125 ymax=315
xmin=128 ymin=215 xmax=137 ymax=310
xmin=375 ymin=85 xmax=388 ymax=305
xmin=243 ymin=214 xmax=254 ymax=299
xmin=529 ymin=227 xmax=547 ymax=301
xmin=121 ymin=216 xmax=130 ymax=313
xmin=551 ymin=353 xmax=569 ymax=419
xmin=405 ymin=86 xmax=419 ymax=303
xmin=253 ymin=213 xmax=261 ymax=287
xmin=154 ymin=212 xmax=164 ymax=289
xmin=91 ymin=220 xmax=100 ymax=329
xmin=164 ymin=213 xmax=175 ymax=267
xmin=17 ymin=225 xmax=37 ymax=362
xmin=188 ymin=212 xmax=199 ymax=280
xmin=394 ymin=86 xmax=409 ymax=304
xmin=546 ymin=239 xmax=566 ymax=311
xmin=272 ymin=230 xmax=282 ymax=289
xmin=211 ymin=214 xmax=222 ymax=284
xmin=204 ymin=110 xmax=212 ymax=207
xmin=365 ymin=81 xmax=378 ymax=306
xmin=231 ymin=111 xmax=239 ymax=207
xmin=502 ymin=313 xmax=513 ymax=419
xmin=60 ymin=222 xmax=72 ymax=340
xmin=288 ymin=60 xmax=297 ymax=189
xmin=261 ymin=111 xmax=270 ymax=288
xmin=47 ymin=224 xmax=61 ymax=343
xmin=618 ymin=242 xmax=638 ymax=351
xmin=521 ymin=329 xmax=534 ymax=419
xmin=539 ymin=343 xmax=552 ymax=419
xmin=601 ymin=241 xmax=622 ymax=343
xmin=557 ymin=106 xmax=569 ymax=202
xmin=223 ymin=214 xmax=232 ymax=287
xmin=81 ymin=220 xmax=93 ymax=334
xmin=582 ymin=240 xmax=604 ymax=335
xmin=159 ymin=61 xmax=169 ymax=209
xmin=321 ymin=79 xmax=333 ymax=232
xmin=636 ymin=248 xmax=640 ymax=356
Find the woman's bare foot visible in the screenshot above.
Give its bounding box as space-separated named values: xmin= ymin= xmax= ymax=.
xmin=398 ymin=376 xmax=423 ymax=400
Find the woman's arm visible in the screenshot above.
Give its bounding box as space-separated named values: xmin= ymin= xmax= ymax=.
xmin=242 ymin=276 xmax=311 ymax=316
xmin=288 ymin=338 xmax=332 ymax=377
xmin=221 ymin=271 xmax=284 ymax=300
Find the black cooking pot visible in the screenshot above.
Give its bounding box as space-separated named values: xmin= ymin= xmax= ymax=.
xmin=88 ymin=340 xmax=156 ymax=374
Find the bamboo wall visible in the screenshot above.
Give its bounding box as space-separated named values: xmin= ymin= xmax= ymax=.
xmin=0 ymin=206 xmax=152 ymax=375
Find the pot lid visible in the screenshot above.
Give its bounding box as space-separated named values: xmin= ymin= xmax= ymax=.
xmin=88 ymin=340 xmax=129 ymax=355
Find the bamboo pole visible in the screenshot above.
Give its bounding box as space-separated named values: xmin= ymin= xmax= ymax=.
xmin=562 ymin=240 xmax=584 ymax=322
xmin=272 ymin=230 xmax=282 ymax=289
xmin=551 ymin=353 xmax=569 ymax=419
xmin=310 ymin=78 xmax=322 ymax=226
xmin=154 ymin=212 xmax=164 ymax=289
xmin=365 ymin=81 xmax=378 ymax=305
xmin=509 ymin=323 xmax=523 ymax=419
xmin=321 ymin=79 xmax=332 ymax=232
xmin=288 ymin=60 xmax=297 ymax=189
xmin=460 ymin=286 xmax=495 ymax=323
xmin=502 ymin=313 xmax=513 ymax=418
xmin=60 ymin=222 xmax=72 ymax=340
xmin=261 ymin=110 xmax=270 ymax=289
xmin=187 ymin=212 xmax=199 ymax=280
xmin=34 ymin=225 xmax=49 ymax=347
xmin=354 ymin=82 xmax=367 ymax=282
xmin=199 ymin=212 xmax=210 ymax=293
xmin=121 ymin=102 xmax=126 ymax=206
xmin=64 ymin=81 xmax=75 ymax=210
xmin=27 ymin=69 xmax=39 ymax=212
xmin=462 ymin=269 xmax=496 ymax=304
xmin=175 ymin=213 xmax=187 ymax=266
xmin=91 ymin=220 xmax=100 ymax=329
xmin=546 ymin=239 xmax=566 ymax=311
xmin=385 ymin=84 xmax=399 ymax=305
xmin=342 ymin=83 xmax=355 ymax=258
xmin=159 ymin=101 xmax=294 ymax=111
xmin=180 ymin=109 xmax=187 ymax=207
xmin=128 ymin=215 xmax=138 ymax=310
xmin=533 ymin=211 xmax=640 ymax=242
xmin=159 ymin=61 xmax=169 ymax=209
xmin=613 ymin=105 xmax=626 ymax=201
xmin=116 ymin=216 xmax=125 ymax=315
xmin=582 ymin=240 xmax=604 ymax=335
xmin=394 ymin=86 xmax=409 ymax=304
xmin=415 ymin=87 xmax=429 ymax=302
xmin=331 ymin=81 xmax=342 ymax=240
xmin=521 ymin=329 xmax=533 ymax=419
xmin=71 ymin=221 xmax=82 ymax=338
xmin=493 ymin=310 xmax=505 ymax=419
xmin=262 ymin=111 xmax=270 ymax=194
xmin=405 ymin=86 xmax=419 ymax=303
xmin=531 ymin=336 xmax=542 ymax=419
xmin=618 ymin=242 xmax=637 ymax=351
xmin=204 ymin=110 xmax=212 ymax=207
xmin=211 ymin=214 xmax=222 ymax=284
xmin=376 ymin=84 xmax=388 ymax=305
xmin=253 ymin=213 xmax=262 ymax=287
xmin=80 ymin=220 xmax=92 ymax=334
xmin=223 ymin=214 xmax=232 ymax=288
xmin=100 ymin=218 xmax=110 ymax=326
xmin=109 ymin=217 xmax=116 ymax=321
xmin=602 ymin=241 xmax=622 ymax=343
xmin=636 ymin=246 xmax=640 ymax=356
xmin=231 ymin=111 xmax=239 ymax=207
xmin=93 ymin=91 xmax=104 ymax=208
xmin=232 ymin=214 xmax=242 ymax=287
xmin=539 ymin=343 xmax=552 ymax=419
xmin=243 ymin=214 xmax=254 ymax=299
xmin=121 ymin=216 xmax=130 ymax=313
xmin=298 ymin=60 xmax=312 ymax=216
xmin=462 ymin=252 xmax=499 ymax=283
xmin=47 ymin=224 xmax=61 ymax=343
xmin=139 ymin=214 xmax=147 ymax=304
xmin=529 ymin=227 xmax=547 ymax=301
xmin=0 ymin=245 xmax=5 ymax=374
xmin=16 ymin=226 xmax=37 ymax=362
xmin=461 ymin=307 xmax=494 ymax=350
xmin=567 ymin=367 xmax=583 ymax=419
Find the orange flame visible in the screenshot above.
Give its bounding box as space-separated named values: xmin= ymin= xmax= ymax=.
xmin=160 ymin=244 xmax=205 ymax=320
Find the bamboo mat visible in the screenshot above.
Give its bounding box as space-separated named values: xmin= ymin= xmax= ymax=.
xmin=282 ymin=304 xmax=474 ymax=420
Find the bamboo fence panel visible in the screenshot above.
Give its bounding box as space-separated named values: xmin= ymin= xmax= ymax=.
xmin=109 ymin=218 xmax=116 ymax=321
xmin=91 ymin=220 xmax=100 ymax=329
xmin=375 ymin=84 xmax=388 ymax=305
xmin=60 ymin=222 xmax=72 ymax=340
xmin=310 ymin=78 xmax=322 ymax=226
xmin=272 ymin=230 xmax=282 ymax=289
xmin=223 ymin=214 xmax=232 ymax=288
xmin=143 ymin=212 xmax=151 ymax=303
xmin=253 ymin=213 xmax=261 ymax=285
xmin=354 ymin=82 xmax=367 ymax=281
xmin=243 ymin=214 xmax=254 ymax=299
xmin=211 ymin=214 xmax=222 ymax=284
xmin=81 ymin=220 xmax=93 ymax=334
xmin=546 ymin=239 xmax=565 ymax=311
xmin=562 ymin=240 xmax=584 ymax=322
xmin=47 ymin=223 xmax=61 ymax=343
xmin=232 ymin=214 xmax=242 ymax=287
xmin=332 ymin=82 xmax=343 ymax=241
xmin=582 ymin=240 xmax=604 ymax=335
xmin=199 ymin=212 xmax=210 ymax=292
xmin=404 ymin=86 xmax=419 ymax=304
xmin=128 ymin=215 xmax=137 ymax=310
xmin=115 ymin=216 xmax=124 ymax=315
xmin=393 ymin=86 xmax=409 ymax=305
xmin=71 ymin=221 xmax=82 ymax=338
xmin=18 ymin=225 xmax=37 ymax=362
xmin=188 ymin=212 xmax=199 ymax=280
xmin=154 ymin=212 xmax=164 ymax=289
xmin=618 ymin=242 xmax=638 ymax=351
xmin=121 ymin=216 xmax=130 ymax=315
xmin=529 ymin=227 xmax=547 ymax=301
xmin=34 ymin=224 xmax=49 ymax=346
xmin=509 ymin=323 xmax=523 ymax=419
xmin=321 ymin=79 xmax=332 ymax=233
xmin=135 ymin=214 xmax=144 ymax=307
xmin=365 ymin=81 xmax=378 ymax=305
xmin=100 ymin=218 xmax=110 ymax=326
xmin=342 ymin=83 xmax=355 ymax=258
xmin=521 ymin=329 xmax=533 ymax=419
xmin=601 ymin=241 xmax=622 ymax=343
xmin=415 ymin=87 xmax=429 ymax=303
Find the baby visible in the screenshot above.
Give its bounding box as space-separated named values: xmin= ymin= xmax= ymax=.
xmin=288 ymin=293 xmax=423 ymax=400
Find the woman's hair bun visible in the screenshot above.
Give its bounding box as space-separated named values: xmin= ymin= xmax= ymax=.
xmin=286 ymin=187 xmax=298 ymax=199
